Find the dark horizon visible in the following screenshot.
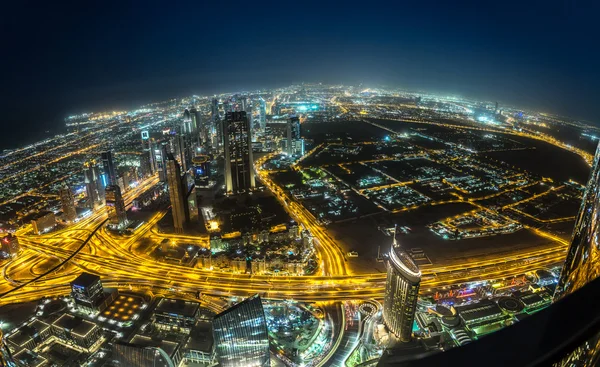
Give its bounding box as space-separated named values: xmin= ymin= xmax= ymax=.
xmin=2 ymin=0 xmax=599 ymax=150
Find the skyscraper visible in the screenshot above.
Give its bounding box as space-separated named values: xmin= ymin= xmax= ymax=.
xmin=154 ymin=142 xmax=168 ymax=182
xmin=105 ymin=185 xmax=127 ymax=228
xmin=212 ymin=295 xmax=270 ymax=367
xmin=383 ymin=229 xmax=421 ymax=342
xmin=554 ymin=142 xmax=600 ymax=301
xmin=224 ymin=111 xmax=255 ymax=193
xmin=101 ymin=151 xmax=117 ymax=186
xmin=59 ymin=184 xmax=77 ymax=222
xmin=259 ymin=97 xmax=267 ymax=132
xmin=83 ymin=160 xmax=101 ymax=207
xmin=286 ymin=116 xmax=302 ymax=156
xmin=166 ymin=153 xmax=188 ymax=233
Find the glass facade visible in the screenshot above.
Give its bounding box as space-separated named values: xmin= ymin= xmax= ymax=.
xmin=223 ymin=111 xmax=255 ymax=193
xmin=212 ymin=295 xmax=270 ymax=367
xmin=554 ymin=142 xmax=600 ymax=301
xmin=383 ymin=235 xmax=421 ymax=342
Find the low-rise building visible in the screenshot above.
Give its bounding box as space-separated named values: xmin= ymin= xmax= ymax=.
xmin=152 ymin=298 xmax=199 ymax=334
xmin=51 ymin=314 xmax=102 ymax=351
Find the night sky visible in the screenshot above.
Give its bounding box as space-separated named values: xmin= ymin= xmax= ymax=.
xmin=1 ymin=0 xmax=598 ymax=149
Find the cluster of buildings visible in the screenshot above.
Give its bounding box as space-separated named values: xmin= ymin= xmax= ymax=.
xmin=1 ymin=271 xmax=273 ymax=367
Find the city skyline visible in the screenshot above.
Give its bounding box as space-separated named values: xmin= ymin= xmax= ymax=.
xmin=2 ymin=1 xmax=600 ymax=151
xmin=1 ymin=80 xmax=600 ymax=364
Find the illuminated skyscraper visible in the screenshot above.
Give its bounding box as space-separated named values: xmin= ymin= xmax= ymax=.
xmin=212 ymin=295 xmax=270 ymax=367
xmin=259 ymin=97 xmax=267 ymax=132
xmin=101 ymin=150 xmax=117 ymax=186
xmin=286 ymin=116 xmax=302 ymax=156
xmin=554 ymin=142 xmax=600 ymax=301
xmin=84 ymin=160 xmax=101 ymax=207
xmin=383 ymin=229 xmax=421 ymax=342
xmin=166 ymin=153 xmax=188 ymax=233
xmin=223 ymin=111 xmax=255 ymax=193
xmin=59 ymin=184 xmax=77 ymax=222
xmin=105 ymin=185 xmax=127 ymax=228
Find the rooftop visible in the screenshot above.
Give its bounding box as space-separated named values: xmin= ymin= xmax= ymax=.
xmin=129 ymin=334 xmax=180 ymax=357
xmin=454 ymin=299 xmax=504 ymax=322
xmin=154 ymin=298 xmax=200 ymax=318
xmin=71 ymin=272 xmax=101 ymax=288
xmin=52 ymin=313 xmax=98 ymax=337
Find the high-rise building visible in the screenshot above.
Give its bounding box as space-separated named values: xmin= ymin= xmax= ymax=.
xmin=554 ymin=142 xmax=600 ymax=301
xmin=105 ymin=185 xmax=127 ymax=228
xmin=140 ymin=149 xmax=153 ymax=177
xmin=166 ymin=153 xmax=188 ymax=233
xmin=383 ymin=229 xmax=421 ymax=342
xmin=212 ymin=294 xmax=270 ymax=367
xmin=59 ymin=184 xmax=77 ymax=222
xmin=84 ymin=160 xmax=101 ymax=207
xmin=259 ymin=98 xmax=267 ymax=132
xmin=224 ymin=111 xmax=255 ymax=193
xmin=71 ymin=273 xmax=104 ymax=312
xmin=153 ymin=142 xmax=169 ymax=182
xmin=101 ymin=151 xmax=117 ymax=186
xmin=285 ymin=116 xmax=302 ymax=156
xmin=1 ymin=234 xmax=20 ymax=258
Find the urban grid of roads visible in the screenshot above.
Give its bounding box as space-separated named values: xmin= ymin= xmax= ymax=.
xmin=0 ymin=83 xmax=598 ymax=366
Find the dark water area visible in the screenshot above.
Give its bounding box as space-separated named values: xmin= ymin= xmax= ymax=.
xmin=0 ymin=120 xmax=64 ymax=151
xmin=483 ymin=136 xmax=591 ymax=184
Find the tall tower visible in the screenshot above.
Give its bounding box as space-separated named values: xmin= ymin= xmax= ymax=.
xmin=101 ymin=151 xmax=117 ymax=187
xmin=84 ymin=160 xmax=101 ymax=207
xmin=224 ymin=111 xmax=255 ymax=193
xmin=59 ymin=184 xmax=77 ymax=222
xmin=554 ymin=142 xmax=600 ymax=301
xmin=105 ymin=185 xmax=127 ymax=228
xmin=259 ymin=97 xmax=267 ymax=132
xmin=286 ymin=116 xmax=301 ymax=156
xmin=383 ymin=228 xmax=421 ymax=342
xmin=212 ymin=295 xmax=270 ymax=367
xmin=166 ymin=153 xmax=188 ymax=233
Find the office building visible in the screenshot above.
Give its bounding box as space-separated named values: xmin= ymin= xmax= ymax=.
xmin=166 ymin=154 xmax=188 ymax=233
xmin=105 ymin=185 xmax=127 ymax=228
xmin=1 ymin=233 xmax=20 ymax=258
xmin=140 ymin=149 xmax=153 ymax=177
xmin=83 ymin=160 xmax=101 ymax=207
xmin=6 ymin=319 xmax=52 ymax=351
xmin=59 ymin=184 xmax=77 ymax=222
xmin=152 ymin=298 xmax=199 ymax=334
xmin=259 ymin=98 xmax=267 ymax=132
xmin=223 ymin=111 xmax=255 ymax=193
xmin=212 ymin=294 xmax=269 ymax=367
xmin=71 ymin=273 xmax=104 ymax=312
xmin=101 ymin=151 xmax=117 ymax=186
xmin=30 ymin=211 xmax=55 ymax=235
xmin=383 ymin=230 xmax=421 ymax=342
xmin=154 ymin=143 xmax=168 ymax=182
xmin=555 ymin=142 xmax=600 ymax=302
xmin=51 ymin=314 xmax=102 ymax=350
